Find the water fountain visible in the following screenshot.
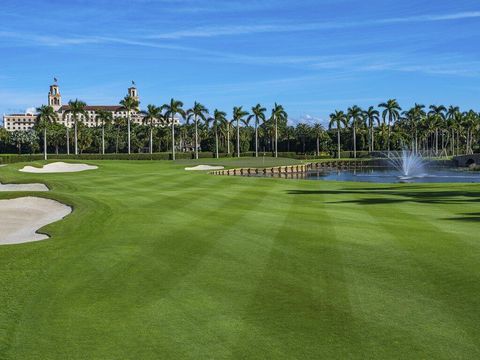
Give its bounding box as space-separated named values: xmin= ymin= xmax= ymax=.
xmin=385 ymin=150 xmax=427 ymax=181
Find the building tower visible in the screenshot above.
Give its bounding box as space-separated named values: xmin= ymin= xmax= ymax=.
xmin=128 ymin=81 xmax=140 ymax=110
xmin=48 ymin=79 xmax=62 ymax=111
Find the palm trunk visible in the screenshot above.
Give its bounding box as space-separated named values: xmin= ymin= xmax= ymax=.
xmin=237 ymin=119 xmax=240 ymax=158
xmin=353 ymin=122 xmax=357 ymax=158
xmin=387 ymin=116 xmax=391 ymax=153
xmin=150 ymin=126 xmax=153 ymax=154
xmin=227 ymin=125 xmax=230 ymax=155
xmin=316 ymin=136 xmax=320 ymax=156
xmin=74 ymin=119 xmax=78 ymax=155
xmin=255 ymin=119 xmax=258 ymax=157
xmin=195 ymin=115 xmax=199 ymax=159
xmin=371 ymin=125 xmax=375 ymax=152
xmin=274 ymin=116 xmax=278 ymax=158
xmin=127 ymin=111 xmax=131 ymax=154
xmin=337 ymin=127 xmax=341 ymax=159
xmin=44 ymin=127 xmax=47 ymax=160
xmin=171 ymin=114 xmax=175 ymax=160
xmin=116 ymin=127 xmax=119 ymax=154
xmin=102 ymin=124 xmax=105 ymax=155
xmin=215 ymin=127 xmax=219 ymax=159
xmin=66 ymin=127 xmax=70 ymax=155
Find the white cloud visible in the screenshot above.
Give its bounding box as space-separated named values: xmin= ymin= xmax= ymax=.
xmin=144 ymin=11 xmax=480 ymax=39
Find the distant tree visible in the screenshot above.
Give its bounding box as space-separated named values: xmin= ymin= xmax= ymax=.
xmin=120 ymin=95 xmax=140 ymax=154
xmin=63 ymin=99 xmax=87 ymax=155
xmin=187 ymin=102 xmax=209 ymax=159
xmin=329 ymin=111 xmax=347 ymax=158
xmin=295 ymin=123 xmax=311 ymax=154
xmin=144 ymin=105 xmax=162 ymax=154
xmin=312 ymin=123 xmax=325 ymax=156
xmin=270 ymin=103 xmax=288 ymax=158
xmin=232 ymin=106 xmax=249 ymax=158
xmin=379 ymin=99 xmax=402 ymax=152
xmin=95 ymin=110 xmax=113 ymax=155
xmin=35 ymin=105 xmax=59 ymax=160
xmin=347 ymin=105 xmax=363 ymax=158
xmin=247 ymin=104 xmax=267 ymax=157
xmin=161 ymin=99 xmax=186 ymax=160
xmin=363 ymin=106 xmax=380 ymax=152
xmin=208 ymin=109 xmax=227 ymax=159
xmin=428 ymin=105 xmax=447 ymax=155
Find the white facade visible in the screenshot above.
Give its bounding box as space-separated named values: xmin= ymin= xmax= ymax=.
xmin=2 ymin=83 xmax=177 ymax=132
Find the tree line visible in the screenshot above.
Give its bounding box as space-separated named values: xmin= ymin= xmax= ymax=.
xmin=1 ymin=97 xmax=479 ymax=159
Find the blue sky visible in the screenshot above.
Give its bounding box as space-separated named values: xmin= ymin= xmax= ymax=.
xmin=1 ymin=0 xmax=479 ymax=125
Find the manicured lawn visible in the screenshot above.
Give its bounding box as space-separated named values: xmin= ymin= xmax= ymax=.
xmin=0 ymin=159 xmax=479 ymax=359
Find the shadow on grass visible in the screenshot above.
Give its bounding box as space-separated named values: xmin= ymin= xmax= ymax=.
xmin=443 ymin=213 xmax=480 ymax=222
xmin=287 ymin=189 xmax=480 ymax=205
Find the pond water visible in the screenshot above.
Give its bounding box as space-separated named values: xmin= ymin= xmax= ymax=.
xmin=307 ymin=168 xmax=480 ymax=183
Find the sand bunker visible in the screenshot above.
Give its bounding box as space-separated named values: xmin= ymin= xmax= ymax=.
xmin=185 ymin=165 xmax=225 ymax=171
xmin=19 ymin=162 xmax=98 ymax=173
xmin=0 ymin=197 xmax=71 ymax=245
xmin=0 ymin=182 xmax=49 ymax=192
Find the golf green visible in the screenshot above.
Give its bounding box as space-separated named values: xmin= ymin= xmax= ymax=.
xmin=0 ymin=159 xmax=479 ymax=359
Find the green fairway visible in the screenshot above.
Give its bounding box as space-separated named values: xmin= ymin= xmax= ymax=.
xmin=1 ymin=159 xmax=479 ymax=359
xmin=174 ymin=156 xmax=301 ymax=168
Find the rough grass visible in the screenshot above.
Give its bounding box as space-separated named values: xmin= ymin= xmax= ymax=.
xmin=0 ymin=159 xmax=479 ymax=359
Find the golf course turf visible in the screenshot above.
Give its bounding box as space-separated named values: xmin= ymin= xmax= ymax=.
xmin=0 ymin=158 xmax=479 ymax=359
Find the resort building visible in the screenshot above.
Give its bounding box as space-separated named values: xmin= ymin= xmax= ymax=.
xmin=2 ymin=82 xmax=175 ymax=132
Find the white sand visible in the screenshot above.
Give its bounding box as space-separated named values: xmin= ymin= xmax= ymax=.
xmin=0 ymin=197 xmax=71 ymax=245
xmin=0 ymin=182 xmax=49 ymax=192
xmin=185 ymin=165 xmax=225 ymax=171
xmin=19 ymin=162 xmax=98 ymax=173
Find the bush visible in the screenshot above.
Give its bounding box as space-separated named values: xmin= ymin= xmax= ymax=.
xmin=0 ymin=151 xmax=337 ymax=164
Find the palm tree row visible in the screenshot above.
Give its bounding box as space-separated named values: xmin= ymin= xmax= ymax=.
xmin=26 ymin=97 xmax=480 ymax=159
xmin=34 ymin=96 xmax=289 ymax=160
xmin=329 ymin=100 xmax=480 ymax=158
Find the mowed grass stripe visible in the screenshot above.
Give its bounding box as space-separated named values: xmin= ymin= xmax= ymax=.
xmin=141 ymin=180 xmax=293 ymax=358
xmin=359 ymin=195 xmax=480 ymax=358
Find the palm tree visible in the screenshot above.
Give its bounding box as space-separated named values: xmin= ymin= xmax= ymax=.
xmin=270 ymin=103 xmax=287 ymax=158
xmin=114 ymin=117 xmax=126 ymax=153
xmin=63 ymin=99 xmax=87 ymax=155
xmin=347 ymin=105 xmax=363 ymax=158
xmin=312 ymin=123 xmax=325 ymax=156
xmin=329 ymin=110 xmax=347 ymax=159
xmin=284 ymin=125 xmax=295 ymax=152
xmin=295 ymin=123 xmax=311 ymax=154
xmin=379 ymin=99 xmax=402 ymax=152
xmin=119 ymin=95 xmax=139 ymax=154
xmin=186 ymin=102 xmax=209 ymax=159
xmin=363 ymin=106 xmax=380 ymax=152
xmin=161 ymin=99 xmax=186 ymax=160
xmin=144 ymin=105 xmax=161 ymax=154
xmin=232 ymin=106 xmax=249 ymax=158
xmin=36 ymin=105 xmax=58 ymax=160
xmin=95 ymin=110 xmax=112 ymax=155
xmin=207 ymin=109 xmax=227 ymax=159
xmin=446 ymin=106 xmax=460 ymax=155
xmin=247 ymin=104 xmax=266 ymax=157
xmin=428 ymin=105 xmax=446 ymax=155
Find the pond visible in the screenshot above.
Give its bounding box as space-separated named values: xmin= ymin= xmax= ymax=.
xmin=307 ymin=168 xmax=480 ymax=183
